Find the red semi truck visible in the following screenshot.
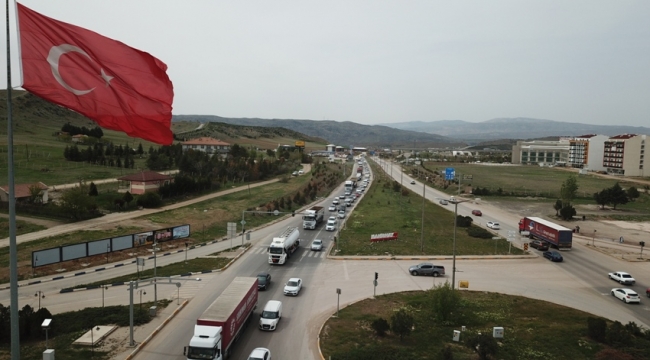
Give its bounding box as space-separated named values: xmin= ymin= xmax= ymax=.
xmin=519 ymin=216 xmax=573 ymax=250
xmin=184 ymin=277 xmax=258 ymax=360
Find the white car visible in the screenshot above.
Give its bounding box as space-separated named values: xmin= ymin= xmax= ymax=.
xmin=486 ymin=222 xmax=500 ymax=230
xmin=283 ymin=278 xmax=302 ymax=296
xmin=247 ymin=347 xmax=272 ymax=360
xmin=410 ymin=180 xmax=416 ymax=184
xmin=311 ymin=239 xmax=323 ymax=251
xmin=328 ymin=205 xmax=336 ymax=211
xmin=608 ymin=271 xmax=635 ymax=285
xmin=332 ymin=199 xmax=339 ymax=205
xmin=611 ymin=288 xmax=641 ymax=304
xmin=338 ymin=210 xmax=346 ymax=219
xmin=326 ymin=221 xmax=336 ymax=231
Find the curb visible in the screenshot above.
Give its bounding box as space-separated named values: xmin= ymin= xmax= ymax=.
xmin=124 ymin=299 xmax=189 ymax=360
xmin=325 ymin=254 xmax=536 ymax=261
xmin=317 ymin=296 xmax=369 ymax=360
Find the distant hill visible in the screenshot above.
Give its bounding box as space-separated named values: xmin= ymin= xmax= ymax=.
xmin=381 ymin=117 xmax=650 ymax=141
xmin=173 ymin=115 xmax=464 ymax=149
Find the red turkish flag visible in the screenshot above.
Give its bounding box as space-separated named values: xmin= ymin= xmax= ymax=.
xmin=17 ymin=3 xmax=174 ymax=145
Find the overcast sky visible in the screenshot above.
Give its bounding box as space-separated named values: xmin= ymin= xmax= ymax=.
xmin=3 ymin=1 xmax=650 ymax=127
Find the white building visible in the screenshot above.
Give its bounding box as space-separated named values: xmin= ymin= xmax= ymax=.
xmin=511 ymin=139 xmax=570 ymax=166
xmin=567 ymin=134 xmax=608 ymax=172
xmin=181 ymin=137 xmax=230 ymax=156
xmin=603 ymin=134 xmax=646 ymax=177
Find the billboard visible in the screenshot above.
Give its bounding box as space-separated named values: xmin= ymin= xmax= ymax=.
xmin=173 ymin=225 xmax=190 ymax=239
xmin=154 ymin=228 xmax=173 ymax=242
xmin=295 ymin=140 xmax=305 ymax=147
xmin=134 ymin=231 xmax=154 ymax=247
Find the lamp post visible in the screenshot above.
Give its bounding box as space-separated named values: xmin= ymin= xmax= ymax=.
xmin=153 ymin=240 xmax=158 ymax=308
xmin=185 ymin=242 xmax=189 ymax=264
xmin=420 ymin=178 xmax=426 ymax=253
xmin=101 ymin=286 xmax=108 ymax=307
xmin=106 ymin=244 xmax=110 ymax=264
xmin=34 ymin=291 xmax=45 ymax=310
xmin=449 ymin=197 xmax=469 ymax=290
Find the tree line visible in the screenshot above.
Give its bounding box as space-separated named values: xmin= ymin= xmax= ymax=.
xmin=63 ymin=143 xmax=141 ymax=168
xmin=61 ymin=122 xmax=104 ymax=138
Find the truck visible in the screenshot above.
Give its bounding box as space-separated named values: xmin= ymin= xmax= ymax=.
xmin=356 ymin=172 xmax=362 ymax=181
xmin=357 ymin=165 xmax=363 ymax=175
xmin=302 ymin=206 xmax=324 ymax=230
xmin=268 ymin=227 xmax=300 ymax=264
xmin=184 ymin=277 xmax=258 ymax=360
xmin=519 ymin=216 xmax=573 ymax=250
xmin=344 ymin=179 xmax=357 ymax=192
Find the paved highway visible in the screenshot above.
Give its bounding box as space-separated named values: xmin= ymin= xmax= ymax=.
xmin=5 ymin=158 xmax=649 ymax=359
xmin=377 ymin=156 xmax=650 ymax=325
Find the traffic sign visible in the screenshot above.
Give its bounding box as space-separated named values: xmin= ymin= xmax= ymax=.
xmin=240 ymin=220 xmax=246 ymax=225
xmin=445 ymin=168 xmax=455 ymax=181
xmin=373 ymin=280 xmax=378 ymax=287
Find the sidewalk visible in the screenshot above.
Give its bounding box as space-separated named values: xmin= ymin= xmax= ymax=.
xmin=574 ymin=233 xmax=649 ymax=262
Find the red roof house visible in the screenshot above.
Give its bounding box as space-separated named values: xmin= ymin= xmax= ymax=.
xmin=0 ymin=182 xmax=49 ymax=203
xmin=117 ymin=171 xmax=173 ymax=195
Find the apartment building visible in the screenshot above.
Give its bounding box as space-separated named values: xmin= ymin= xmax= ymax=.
xmin=603 ymin=134 xmax=646 ymax=177
xmin=567 ymin=134 xmax=608 ymax=172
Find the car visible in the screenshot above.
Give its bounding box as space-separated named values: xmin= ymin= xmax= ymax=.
xmin=530 ymin=240 xmax=549 ymax=251
xmin=338 ymin=205 xmax=347 ymax=212
xmin=647 ymin=288 xmax=650 ymax=298
xmin=543 ymin=250 xmax=563 ymax=262
xmin=439 ymin=199 xmax=448 ymax=205
xmin=410 ymin=180 xmax=416 ymax=185
xmin=326 ymin=219 xmax=336 ymax=231
xmin=259 ymin=300 xmax=282 ymax=331
xmin=332 ymin=199 xmax=340 ymax=205
xmin=257 ymin=273 xmax=271 ymax=290
xmin=608 ymin=271 xmax=636 ymax=285
xmin=298 ymin=170 xmax=304 ymax=175
xmin=311 ymin=239 xmax=323 ymax=251
xmin=338 ymin=211 xmax=346 ymax=219
xmin=328 ymin=205 xmax=336 ymax=211
xmin=611 ymin=288 xmax=641 ymax=304
xmin=408 ymin=263 xmax=445 ymax=277
xmin=247 ymin=347 xmax=272 ymax=360
xmin=283 ymin=278 xmax=302 ymax=296
xmin=291 ymin=171 xmax=298 ymax=176
xmin=486 ymin=221 xmax=500 ymax=230
xmin=471 ymin=210 xmax=482 ymax=216
xmin=344 ymin=191 xmax=351 ymax=196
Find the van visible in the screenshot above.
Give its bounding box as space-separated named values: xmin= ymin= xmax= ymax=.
xmin=259 ymin=300 xmax=282 ymax=331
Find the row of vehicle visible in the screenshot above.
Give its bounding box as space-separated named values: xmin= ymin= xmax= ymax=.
xmin=607 ymin=271 xmax=650 ymax=304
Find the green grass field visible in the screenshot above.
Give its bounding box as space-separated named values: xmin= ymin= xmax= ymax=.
xmin=320 ymin=289 xmax=641 ymax=360
xmin=335 ymin=162 xmax=522 ymax=256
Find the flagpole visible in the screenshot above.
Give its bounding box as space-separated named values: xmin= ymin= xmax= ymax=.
xmin=6 ymin=0 xmax=21 ymax=358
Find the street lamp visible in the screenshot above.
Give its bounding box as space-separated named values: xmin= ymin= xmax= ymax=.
xmin=153 ymin=240 xmax=158 ymax=308
xmin=449 ymin=197 xmax=469 ymax=290
xmin=101 ymin=285 xmax=108 ymax=307
xmin=420 ymin=177 xmax=428 ymax=252
xmin=34 ymin=291 xmax=45 ymax=310
xmin=106 ymin=244 xmax=110 ymax=264
xmin=185 ymin=242 xmax=189 ymax=264
xmin=592 ymin=229 xmax=597 ymax=246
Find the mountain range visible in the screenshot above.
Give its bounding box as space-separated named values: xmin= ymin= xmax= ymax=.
xmin=173 ymin=115 xmax=466 ymax=149
xmin=380 ymin=117 xmax=650 ymax=141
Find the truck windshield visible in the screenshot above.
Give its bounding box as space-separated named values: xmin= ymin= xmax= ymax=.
xmin=302 ymin=215 xmax=314 ymax=220
xmin=262 ymin=311 xmax=279 ymax=319
xmin=269 ymin=247 xmax=284 ymax=255
xmin=187 ymin=346 xmax=216 ymax=359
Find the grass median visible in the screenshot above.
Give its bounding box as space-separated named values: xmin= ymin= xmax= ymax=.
xmin=320 ymin=288 xmax=648 ymax=360
xmin=69 ymin=257 xmax=231 ymax=289
xmin=335 ymin=163 xmax=524 ymax=256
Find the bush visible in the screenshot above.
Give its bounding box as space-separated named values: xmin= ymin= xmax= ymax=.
xmin=390 ymin=308 xmax=414 ymax=341
xmin=371 ymin=317 xmax=390 ymax=337
xmin=466 ymin=226 xmax=492 ymax=239
xmin=430 ymin=281 xmax=461 ymax=323
xmin=588 ymin=317 xmax=607 ymax=343
xmin=439 ymin=345 xmax=455 ymax=360
xmin=559 ymin=204 xmax=576 ymax=220
xmin=136 ymin=192 xmax=163 ymax=208
xmin=455 ymin=215 xmax=473 ymax=228
xmin=465 ymin=332 xmax=498 ymax=360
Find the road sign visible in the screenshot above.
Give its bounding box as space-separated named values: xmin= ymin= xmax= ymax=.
xmin=445 ymin=167 xmax=455 ymax=181
xmin=241 ymin=220 xmax=246 ymax=225
xmin=373 ymin=280 xmax=378 ymax=287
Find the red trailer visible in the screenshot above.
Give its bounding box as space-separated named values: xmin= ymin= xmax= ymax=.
xmin=519 ymin=217 xmax=573 ymax=250
xmin=185 ymin=277 xmax=258 ymax=360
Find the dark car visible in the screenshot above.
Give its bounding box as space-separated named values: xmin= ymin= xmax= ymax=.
xmin=646 ymin=288 xmax=650 ymax=298
xmin=408 ymin=263 xmax=445 ymax=277
xmin=471 ymin=210 xmax=482 ymax=216
xmin=530 ymin=240 xmax=549 ymax=251
xmin=257 ymin=273 xmax=271 ymax=290
xmin=543 ymin=251 xmax=563 ymax=262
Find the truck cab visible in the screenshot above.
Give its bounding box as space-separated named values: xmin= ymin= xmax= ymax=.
xmin=185 ymin=325 xmax=222 ymax=360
